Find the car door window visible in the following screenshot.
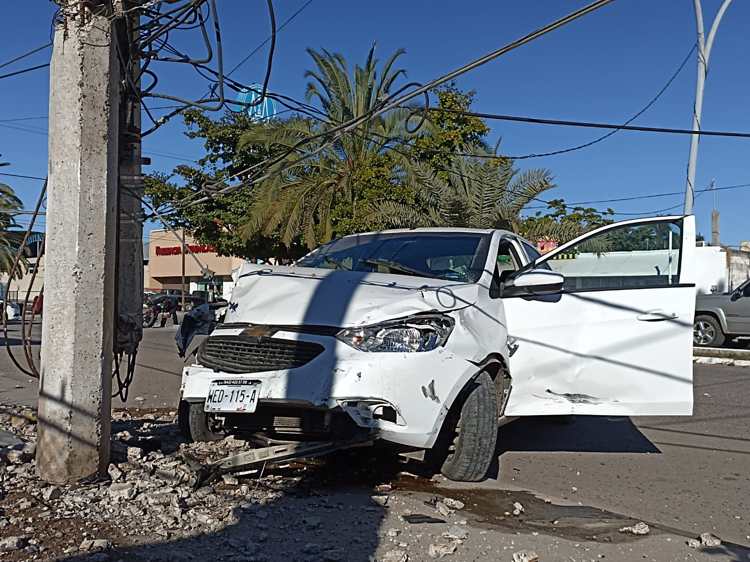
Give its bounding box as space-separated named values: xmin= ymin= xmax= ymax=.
xmin=540 ymin=220 xmax=683 ymax=292
xmin=496 ymin=240 xmax=521 ymax=274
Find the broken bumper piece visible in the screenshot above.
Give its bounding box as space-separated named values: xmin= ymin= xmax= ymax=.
xmin=180 ymin=330 xmax=478 ymax=449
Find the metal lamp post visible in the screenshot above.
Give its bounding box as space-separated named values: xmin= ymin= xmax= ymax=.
xmin=683 ymin=0 xmax=733 ymax=215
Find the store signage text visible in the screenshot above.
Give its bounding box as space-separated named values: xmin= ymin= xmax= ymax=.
xmin=155 ymin=244 xmax=216 ymax=256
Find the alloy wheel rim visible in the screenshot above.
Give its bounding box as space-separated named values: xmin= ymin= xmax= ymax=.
xmin=694 ymin=320 xmax=715 ymax=346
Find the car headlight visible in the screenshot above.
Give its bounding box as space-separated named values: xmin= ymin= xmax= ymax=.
xmin=337 ymin=314 xmax=455 ymax=352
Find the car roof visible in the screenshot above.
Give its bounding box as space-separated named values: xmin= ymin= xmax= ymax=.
xmin=344 ymin=227 xmax=513 ymax=237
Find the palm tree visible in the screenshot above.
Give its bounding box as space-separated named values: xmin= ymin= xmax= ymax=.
xmin=0 ymin=181 xmax=25 ymax=275
xmin=240 ymin=45 xmax=416 ymax=248
xmin=367 ymin=144 xmax=556 ymax=233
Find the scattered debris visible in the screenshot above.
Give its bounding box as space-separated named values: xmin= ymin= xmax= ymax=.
xmin=442 ymin=498 xmax=464 ymax=510
xmin=428 ymin=541 xmax=458 ymax=558
xmin=434 ymin=499 xmax=455 ymax=517
xmin=619 ymin=521 xmax=650 ymax=535
xmin=371 ymin=494 xmax=390 ymax=507
xmin=687 ymin=532 xmax=722 ymax=548
xmin=442 ymin=525 xmax=469 ymax=541
xmin=383 ymin=549 xmax=409 ymax=562
xmin=0 ymin=536 xmax=27 ymax=552
xmin=512 ymin=501 xmax=525 ymax=516
xmin=512 ymin=550 xmax=540 ymax=562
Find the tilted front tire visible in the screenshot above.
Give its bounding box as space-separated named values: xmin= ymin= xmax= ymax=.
xmin=178 ymin=400 xmax=223 ymax=442
xmin=430 ymin=371 xmax=498 ymax=482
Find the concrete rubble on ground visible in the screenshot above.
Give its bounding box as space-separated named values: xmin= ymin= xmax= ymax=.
xmin=0 ymin=402 xmax=494 ymax=561
xmin=0 ymin=401 xmax=733 ymax=562
xmin=687 ymin=532 xmax=722 ymax=549
xmin=0 ymin=403 xmax=297 ymax=559
xmin=618 ymin=521 xmax=650 ymax=535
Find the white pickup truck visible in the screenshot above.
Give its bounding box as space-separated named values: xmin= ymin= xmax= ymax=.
xmin=179 ymin=215 xmax=695 ymax=481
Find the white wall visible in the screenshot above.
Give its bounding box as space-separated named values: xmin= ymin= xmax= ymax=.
xmin=549 ymin=246 xmax=734 ymax=295
xmin=694 ymin=246 xmax=729 ymax=294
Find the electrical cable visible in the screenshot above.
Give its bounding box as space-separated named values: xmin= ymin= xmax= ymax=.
xmin=427 ymin=108 xmax=750 ymax=139
xmin=0 ymin=42 xmax=52 ymax=70
xmin=0 ymin=63 xmax=50 ymax=81
xmin=2 ymin=180 xmax=47 ymax=378
xmin=0 ymin=172 xmax=47 ymax=181
xmin=524 ymin=182 xmax=750 ymax=210
xmin=226 ymin=0 xmax=310 ymax=78
xmin=157 ymin=0 xmax=617 ymax=211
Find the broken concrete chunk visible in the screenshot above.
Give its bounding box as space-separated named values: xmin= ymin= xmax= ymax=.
xmin=619 ymin=521 xmax=650 ymax=535
xmin=441 ymin=525 xmax=468 ymax=541
xmin=221 ymin=474 xmax=239 ymax=486
xmin=0 ymin=536 xmax=27 ymax=552
xmin=442 ymin=498 xmax=464 ymax=510
xmin=686 ymin=538 xmax=702 ymax=549
xmin=435 ymin=501 xmax=453 ymax=517
xmin=371 ymin=495 xmax=389 ymax=507
xmin=382 ymin=549 xmax=408 ymax=562
xmin=699 ymin=532 xmax=721 ymax=547
xmin=428 ymin=542 xmax=458 ymax=558
xmin=108 ymin=482 xmax=137 ymax=501
xmin=41 ymin=486 xmax=62 ymax=502
xmin=512 ymin=501 xmax=525 ymax=516
xmin=512 ymin=551 xmax=540 ymax=562
xmin=5 ymin=448 xmax=30 ymax=464
xmin=107 ymin=463 xmax=124 ymax=482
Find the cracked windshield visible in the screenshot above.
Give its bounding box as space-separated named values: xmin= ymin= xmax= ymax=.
xmin=296 ymin=233 xmax=491 ymax=282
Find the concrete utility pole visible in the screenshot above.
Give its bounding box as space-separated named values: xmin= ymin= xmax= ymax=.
xmin=37 ymin=4 xmax=120 ymax=482
xmin=683 ymin=0 xmax=733 ymax=215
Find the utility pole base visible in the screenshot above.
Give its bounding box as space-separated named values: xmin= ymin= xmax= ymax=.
xmin=36 ymin=9 xmax=119 ymax=483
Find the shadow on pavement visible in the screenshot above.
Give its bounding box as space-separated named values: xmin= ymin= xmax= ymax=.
xmin=496 ymin=416 xmax=660 ymax=454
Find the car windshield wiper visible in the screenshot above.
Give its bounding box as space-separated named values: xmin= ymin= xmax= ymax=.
xmin=361 ymin=258 xmax=437 ymax=279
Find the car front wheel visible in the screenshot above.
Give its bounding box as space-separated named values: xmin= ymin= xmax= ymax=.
xmin=178 ymin=400 xmax=224 ymax=442
xmin=694 ymin=315 xmax=725 ymax=347
xmin=430 ymin=371 xmax=498 ymax=482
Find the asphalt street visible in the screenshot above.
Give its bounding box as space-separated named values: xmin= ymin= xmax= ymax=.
xmin=1 ymin=320 xmax=749 ymax=558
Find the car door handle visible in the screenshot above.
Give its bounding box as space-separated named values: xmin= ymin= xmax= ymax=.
xmin=636 ymin=310 xmax=678 ymax=322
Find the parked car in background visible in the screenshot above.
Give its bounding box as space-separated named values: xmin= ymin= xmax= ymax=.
xmin=694 ymin=279 xmax=750 ymax=347
xmin=143 ymin=294 xmax=228 ymax=328
xmin=180 ymin=215 xmax=696 ymax=482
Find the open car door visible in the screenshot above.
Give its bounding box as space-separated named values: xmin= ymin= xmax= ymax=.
xmin=503 ymin=215 xmax=695 ymax=416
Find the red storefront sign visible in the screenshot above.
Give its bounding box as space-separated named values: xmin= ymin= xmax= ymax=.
xmin=155 ymin=244 xmax=216 ymax=256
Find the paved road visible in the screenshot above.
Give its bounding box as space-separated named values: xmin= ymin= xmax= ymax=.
xmin=2 ymin=322 xmax=749 ymax=554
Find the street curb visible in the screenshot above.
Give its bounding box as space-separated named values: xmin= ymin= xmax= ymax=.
xmin=693 ymin=347 xmax=750 ymax=367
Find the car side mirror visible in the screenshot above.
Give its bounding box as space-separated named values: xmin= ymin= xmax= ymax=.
xmin=503 ymin=269 xmax=565 ymax=297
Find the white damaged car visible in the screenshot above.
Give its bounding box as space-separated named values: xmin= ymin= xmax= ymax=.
xmin=179 ymin=216 xmax=696 ymax=481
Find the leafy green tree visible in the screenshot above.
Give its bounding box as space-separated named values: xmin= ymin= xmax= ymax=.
xmin=411 ymin=84 xmax=489 ymax=178
xmin=519 ymin=199 xmax=614 ymax=244
xmin=368 ymin=144 xmax=556 ymax=231
xmin=143 ymin=111 xmax=303 ymax=259
xmin=239 ymin=45 xmax=418 ymax=249
xmin=0 ymin=177 xmax=26 ymax=275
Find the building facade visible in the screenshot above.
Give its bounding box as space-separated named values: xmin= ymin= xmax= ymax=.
xmin=145 ymin=229 xmax=245 ymax=300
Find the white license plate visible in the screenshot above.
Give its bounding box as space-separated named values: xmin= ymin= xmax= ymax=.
xmin=205 ymin=380 xmax=260 ymax=413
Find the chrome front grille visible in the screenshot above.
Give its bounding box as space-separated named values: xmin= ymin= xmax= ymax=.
xmin=198 ymin=335 xmax=324 ymax=374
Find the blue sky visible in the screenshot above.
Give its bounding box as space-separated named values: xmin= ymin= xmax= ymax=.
xmin=1 ymin=1 xmax=749 ymax=245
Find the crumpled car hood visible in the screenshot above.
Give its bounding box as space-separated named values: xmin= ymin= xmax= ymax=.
xmin=224 ymin=264 xmax=481 ymax=327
